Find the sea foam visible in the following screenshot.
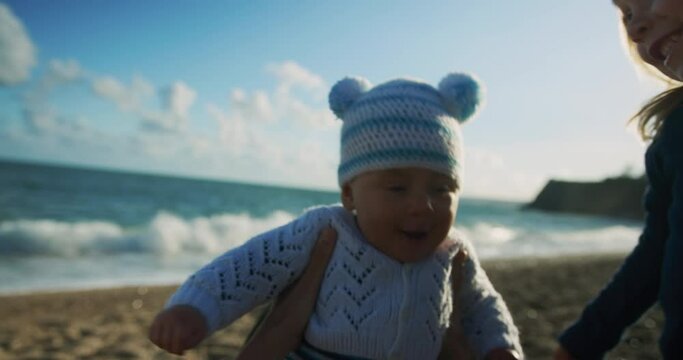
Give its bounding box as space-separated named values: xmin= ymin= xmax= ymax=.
xmin=461 ymin=221 xmax=640 ymax=259
xmin=0 ymin=211 xmax=295 ymax=257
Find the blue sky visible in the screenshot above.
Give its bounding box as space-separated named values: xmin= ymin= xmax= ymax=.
xmin=0 ymin=1 xmax=667 ymax=200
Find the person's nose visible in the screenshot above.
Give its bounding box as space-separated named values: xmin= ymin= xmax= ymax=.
xmin=651 ymin=0 xmax=679 ymax=17
xmin=407 ymin=191 xmax=434 ymax=214
xmin=626 ymin=13 xmax=652 ymax=43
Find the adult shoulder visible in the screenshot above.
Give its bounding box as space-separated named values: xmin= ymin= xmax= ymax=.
xmin=653 ymin=106 xmax=683 ymax=176
xmin=662 ymin=106 xmax=683 ymax=140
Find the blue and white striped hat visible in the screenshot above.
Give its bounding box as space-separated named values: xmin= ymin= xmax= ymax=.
xmin=329 ymin=73 xmax=483 ymax=187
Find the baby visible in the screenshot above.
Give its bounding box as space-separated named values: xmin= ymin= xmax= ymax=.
xmin=150 ymin=73 xmax=523 ymax=359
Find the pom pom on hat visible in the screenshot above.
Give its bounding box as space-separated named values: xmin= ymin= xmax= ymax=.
xmin=438 ymin=73 xmax=483 ymax=123
xmin=329 ymin=76 xmax=372 ymax=118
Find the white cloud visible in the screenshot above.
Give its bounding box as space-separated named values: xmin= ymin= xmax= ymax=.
xmin=93 ymin=77 xmax=124 ymax=95
xmin=267 ymin=61 xmax=325 ymax=94
xmin=23 ymin=109 xmax=58 ymax=135
xmin=275 ymin=92 xmax=337 ymax=128
xmin=292 ymin=141 xmax=337 ymax=185
xmin=0 ymin=3 xmax=37 ymax=85
xmin=164 ymin=81 xmax=196 ymax=118
xmin=216 ymin=62 xmax=333 ymax=128
xmin=22 ymin=108 xmax=112 ymax=149
xmin=128 ymin=133 xmax=179 ymax=158
xmin=229 ymin=89 xmax=274 ymax=123
xmin=5 ymin=57 xmax=340 ymax=192
xmin=466 ymin=147 xmax=504 ymax=170
xmin=20 ymin=59 xmax=85 ymax=140
xmin=140 ymin=111 xmax=182 ymax=133
xmin=126 ymin=130 xmax=215 ymax=161
xmin=195 ymin=62 xmax=338 ymax=187
xmin=136 ymin=81 xmax=196 ymax=133
xmin=91 ymin=75 xmax=153 ymax=112
xmin=202 ymin=62 xmax=336 ymax=160
xmin=245 ymin=138 xmax=338 ymax=190
xmin=188 ymin=136 xmax=213 ymax=158
xmin=0 ymin=54 xmax=197 ymax=169
xmin=206 ymin=103 xmax=249 ymax=155
xmin=91 ymin=75 xmax=194 ymax=133
xmin=464 ymin=147 xmax=545 ymax=201
xmin=248 ymin=131 xmax=286 ymax=170
xmin=14 ymin=58 xmax=200 ymax=162
xmin=22 ymin=59 xmax=82 ymax=104
xmin=48 ymin=59 xmax=82 ymax=82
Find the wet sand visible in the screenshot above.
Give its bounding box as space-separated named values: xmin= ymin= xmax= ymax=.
xmin=0 ymin=254 xmax=663 ymax=359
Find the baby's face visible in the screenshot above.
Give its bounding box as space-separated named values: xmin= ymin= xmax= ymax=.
xmin=342 ymin=167 xmax=459 ymax=263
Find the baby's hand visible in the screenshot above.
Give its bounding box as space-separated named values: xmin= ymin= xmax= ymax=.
xmin=438 ymin=248 xmax=472 ymax=359
xmin=148 ymin=305 xmax=208 ymax=355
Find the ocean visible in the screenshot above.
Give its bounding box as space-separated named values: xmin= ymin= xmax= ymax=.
xmin=0 ymin=159 xmax=642 ymax=294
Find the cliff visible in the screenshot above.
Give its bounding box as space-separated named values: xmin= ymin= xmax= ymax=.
xmin=525 ymin=176 xmax=647 ymax=221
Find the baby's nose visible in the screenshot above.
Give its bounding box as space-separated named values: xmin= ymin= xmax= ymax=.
xmin=408 ymin=192 xmax=434 ymax=213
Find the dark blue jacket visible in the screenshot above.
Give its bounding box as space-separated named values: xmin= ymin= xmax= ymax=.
xmin=559 ymin=107 xmax=683 ymax=359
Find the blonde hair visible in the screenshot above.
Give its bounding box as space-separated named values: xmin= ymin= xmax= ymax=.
xmin=631 ymin=86 xmax=683 ymax=140
xmin=621 ymin=26 xmax=683 ymax=140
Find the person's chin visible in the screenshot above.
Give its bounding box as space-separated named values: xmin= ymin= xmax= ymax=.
xmin=662 ymin=63 xmax=683 ymax=81
xmin=673 ymin=66 xmax=683 ymax=82
xmin=664 ymin=51 xmax=683 ymax=81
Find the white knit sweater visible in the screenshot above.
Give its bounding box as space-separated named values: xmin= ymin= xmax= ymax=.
xmin=167 ymin=205 xmax=522 ymax=359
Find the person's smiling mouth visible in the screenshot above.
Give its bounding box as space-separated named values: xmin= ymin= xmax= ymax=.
xmin=649 ymin=25 xmax=683 ymax=62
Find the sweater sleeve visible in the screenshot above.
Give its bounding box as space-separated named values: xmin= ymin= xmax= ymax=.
xmin=457 ymin=235 xmax=523 ymax=359
xmin=657 ymin=115 xmax=683 ymax=358
xmin=558 ymin=115 xmax=683 ymax=358
xmin=165 ymin=206 xmax=331 ymax=334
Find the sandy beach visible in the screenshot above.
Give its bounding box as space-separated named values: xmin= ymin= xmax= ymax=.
xmin=0 ymin=254 xmax=663 ymax=359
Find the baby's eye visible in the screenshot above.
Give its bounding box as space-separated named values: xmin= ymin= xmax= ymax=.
xmin=622 ymin=9 xmax=633 ymax=23
xmin=387 ymin=185 xmax=407 ymax=193
xmin=431 ymin=184 xmax=455 ymax=194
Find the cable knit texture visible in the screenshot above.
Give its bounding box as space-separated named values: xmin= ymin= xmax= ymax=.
xmin=167 ymin=205 xmax=522 ymax=359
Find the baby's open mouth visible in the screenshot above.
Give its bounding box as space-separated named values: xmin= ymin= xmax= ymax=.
xmin=401 ymin=230 xmax=428 ymax=241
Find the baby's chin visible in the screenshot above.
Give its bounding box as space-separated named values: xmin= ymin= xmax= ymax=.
xmin=384 ymin=240 xmax=450 ymax=264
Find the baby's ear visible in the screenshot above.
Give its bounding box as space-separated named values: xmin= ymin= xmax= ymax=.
xmin=437 ymin=73 xmax=484 ymax=123
xmin=340 ymin=183 xmax=355 ymax=212
xmin=329 ymin=77 xmax=372 ymax=118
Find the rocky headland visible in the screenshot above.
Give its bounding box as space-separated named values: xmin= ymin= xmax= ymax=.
xmin=525 ymin=176 xmax=647 ymax=221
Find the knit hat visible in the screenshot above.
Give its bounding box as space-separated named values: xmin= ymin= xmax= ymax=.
xmin=329 ymin=72 xmax=483 ymax=187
